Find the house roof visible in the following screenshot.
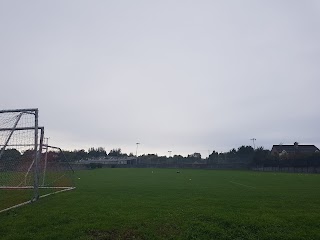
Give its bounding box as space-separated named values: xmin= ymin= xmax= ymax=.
xmin=272 ymin=145 xmax=319 ymax=154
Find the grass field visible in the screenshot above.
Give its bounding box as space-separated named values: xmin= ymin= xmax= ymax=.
xmin=1 ymin=168 xmax=320 ymax=240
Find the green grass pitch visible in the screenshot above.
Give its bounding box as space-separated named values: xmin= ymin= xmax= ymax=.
xmin=1 ymin=168 xmax=320 ymax=239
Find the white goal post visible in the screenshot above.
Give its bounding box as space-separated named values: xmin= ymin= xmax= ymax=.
xmin=0 ymin=108 xmax=75 ymax=213
xmin=0 ymin=108 xmax=40 ymax=200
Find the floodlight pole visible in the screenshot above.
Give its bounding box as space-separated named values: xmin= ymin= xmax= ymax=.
xmin=136 ymin=142 xmax=140 ymax=164
xmin=250 ymin=138 xmax=256 ymax=150
xmin=167 ymin=150 xmax=172 ymax=165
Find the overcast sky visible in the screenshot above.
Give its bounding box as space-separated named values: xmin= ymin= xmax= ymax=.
xmin=1 ymin=1 xmax=319 ymax=157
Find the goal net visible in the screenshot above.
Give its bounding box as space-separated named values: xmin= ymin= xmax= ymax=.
xmin=38 ymin=144 xmax=75 ymax=193
xmin=0 ymin=109 xmax=74 ymax=212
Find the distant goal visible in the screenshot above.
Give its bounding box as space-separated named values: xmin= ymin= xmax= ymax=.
xmin=0 ymin=109 xmax=75 ymax=213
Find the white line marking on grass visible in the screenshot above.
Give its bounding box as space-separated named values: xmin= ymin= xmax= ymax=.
xmin=229 ymin=181 xmax=256 ymax=189
xmin=0 ymin=187 xmax=76 ymax=214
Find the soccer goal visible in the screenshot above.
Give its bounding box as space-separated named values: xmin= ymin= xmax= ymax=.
xmin=0 ymin=109 xmax=75 ymax=213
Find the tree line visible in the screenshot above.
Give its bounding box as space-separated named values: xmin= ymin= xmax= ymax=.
xmin=0 ymin=147 xmax=129 ymax=162
xmin=1 ymin=145 xmax=319 ymax=168
xmin=208 ymin=146 xmax=320 ymax=168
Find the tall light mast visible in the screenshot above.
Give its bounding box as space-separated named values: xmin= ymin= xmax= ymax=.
xmin=250 ymin=138 xmax=256 ymax=149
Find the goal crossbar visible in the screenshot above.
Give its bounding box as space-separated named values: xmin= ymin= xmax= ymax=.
xmin=0 ymin=127 xmax=39 ymax=132
xmin=0 ymin=108 xmax=38 ymax=114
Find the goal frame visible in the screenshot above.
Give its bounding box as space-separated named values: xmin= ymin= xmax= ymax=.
xmin=0 ymin=108 xmax=40 ymax=200
xmin=0 ymin=108 xmax=75 ymax=213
